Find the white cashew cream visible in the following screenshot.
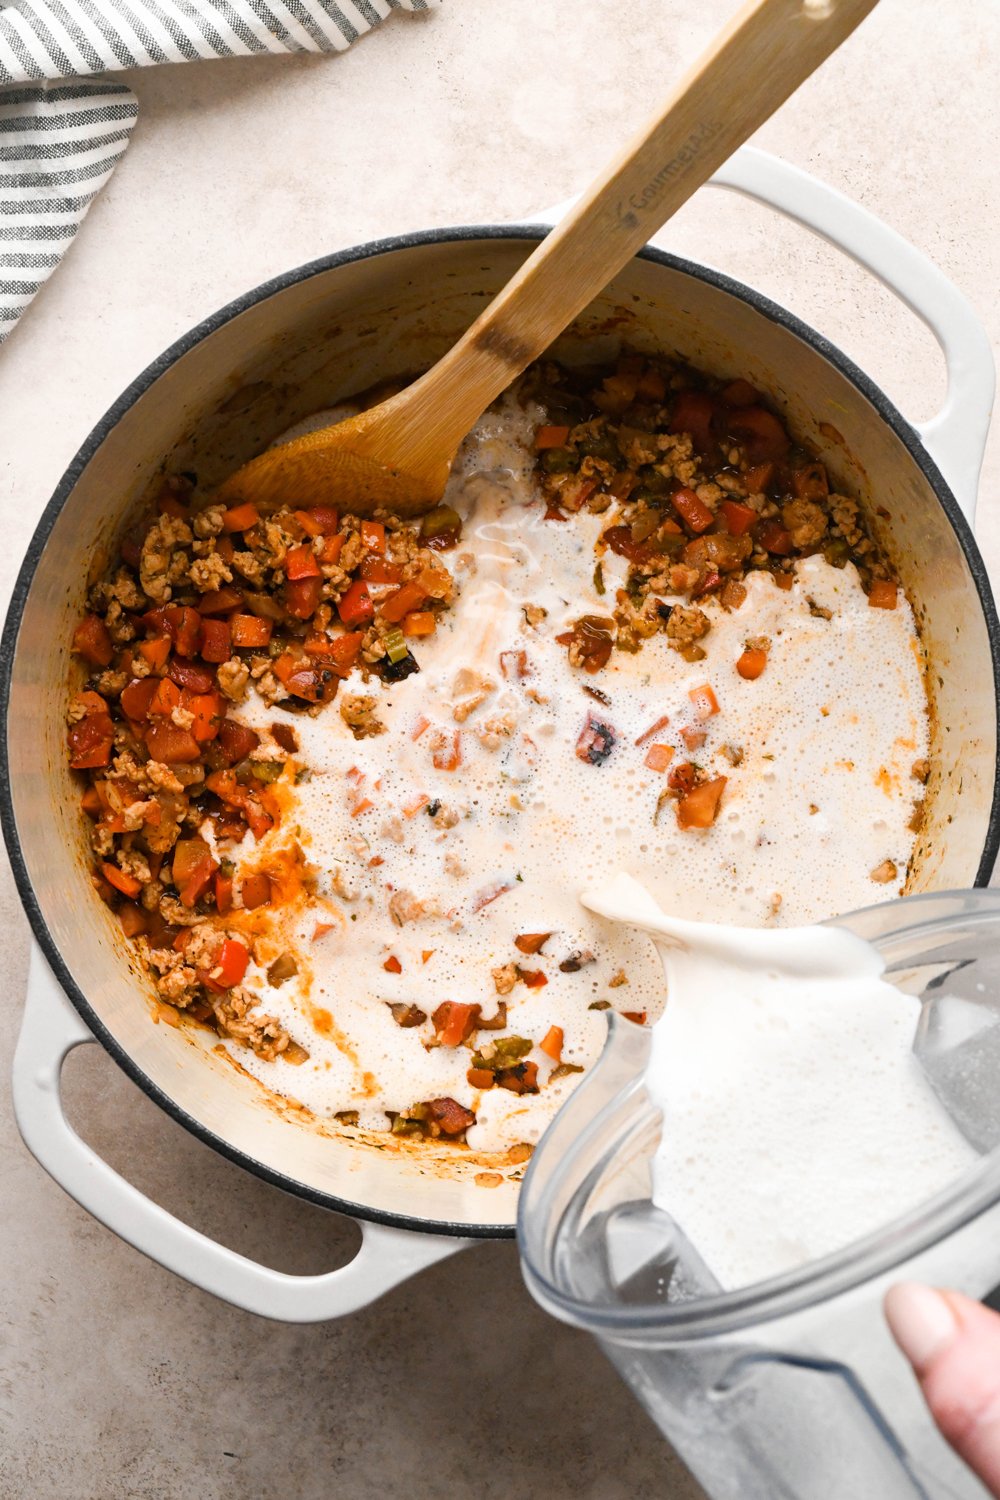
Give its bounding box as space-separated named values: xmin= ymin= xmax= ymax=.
xmin=217 ymin=396 xmax=930 ymax=1153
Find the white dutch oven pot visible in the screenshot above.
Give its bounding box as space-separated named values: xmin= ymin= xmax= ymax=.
xmin=4 ymin=149 xmax=998 ymax=1322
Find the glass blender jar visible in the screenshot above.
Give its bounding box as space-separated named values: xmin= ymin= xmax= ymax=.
xmin=518 ymin=889 xmax=1000 ymax=1500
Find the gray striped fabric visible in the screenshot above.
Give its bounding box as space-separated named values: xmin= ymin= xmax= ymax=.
xmin=0 ymin=0 xmax=431 ymax=339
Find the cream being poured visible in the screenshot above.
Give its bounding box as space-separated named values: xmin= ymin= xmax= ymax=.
xmin=583 ymin=872 xmax=977 ymax=1289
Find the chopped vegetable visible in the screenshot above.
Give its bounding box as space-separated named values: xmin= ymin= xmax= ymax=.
xmin=514 ymin=932 xmax=551 ymax=955
xmin=380 ymin=582 xmax=426 ymax=625
xmin=361 ymin=520 xmax=385 ymax=554
xmin=286 ymin=543 xmax=321 ymax=581
xmin=575 ymin=716 xmax=616 ymax=766
xmin=676 ymin=776 xmax=727 ymax=831
xmin=539 ymin=1025 xmax=563 ymax=1061
xmin=337 ymin=579 xmax=374 ymax=627
xmin=720 ymin=499 xmax=757 ymax=536
xmin=220 ymin=502 xmax=259 ymax=533
xmin=757 ymin=520 xmax=793 ymax=556
xmin=868 ymin=579 xmax=898 ymax=610
xmin=432 ymin=1002 xmax=481 ymax=1047
xmin=689 ymin=683 xmax=720 ymax=720
xmin=383 ymin=954 xmax=402 ymax=974
xmin=72 ymin=614 xmax=114 ymax=667
xmin=389 ymin=1003 xmax=427 ymax=1028
xmin=644 ymin=744 xmax=674 ymax=772
xmin=671 ymin=487 xmax=714 ymax=534
xmin=241 ymin=873 xmax=271 ymax=909
xmin=737 ymin=647 xmax=768 ymax=679
xmin=101 ymin=862 xmax=142 ymax=899
xmin=230 ymin=614 xmax=273 ymax=648
xmin=556 ymin=615 xmax=615 ymax=672
xmin=535 ymin=424 xmax=571 ymax=450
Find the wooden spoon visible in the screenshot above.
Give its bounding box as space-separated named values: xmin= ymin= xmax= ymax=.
xmin=219 ymin=0 xmax=879 ymax=517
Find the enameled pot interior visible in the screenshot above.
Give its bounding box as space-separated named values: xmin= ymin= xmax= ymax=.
xmin=5 ymin=232 xmax=998 ymax=1235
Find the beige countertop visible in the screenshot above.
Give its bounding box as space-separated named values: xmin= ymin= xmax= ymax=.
xmin=2 ymin=2 xmax=999 ymax=1495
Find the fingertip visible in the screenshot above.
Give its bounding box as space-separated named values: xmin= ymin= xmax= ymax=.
xmin=885 ymin=1282 xmax=959 ymax=1374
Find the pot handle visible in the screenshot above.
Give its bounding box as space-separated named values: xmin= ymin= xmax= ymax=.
xmin=711 ymin=147 xmax=994 ymax=526
xmin=519 ymin=147 xmax=994 ymax=525
xmin=13 ymin=946 xmax=468 ymax=1322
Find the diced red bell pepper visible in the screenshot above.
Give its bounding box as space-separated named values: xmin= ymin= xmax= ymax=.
xmin=214 ymin=871 xmax=233 ymax=916
xmin=240 ymin=872 xmax=271 ymax=909
xmin=321 ymin=533 xmax=345 ymax=566
xmin=68 ymin=713 xmax=114 ymax=769
xmin=286 ymin=543 xmax=321 ymax=581
xmin=120 ymin=677 xmax=159 ymax=723
xmin=197 ymin=586 xmax=244 ymax=616
xmin=199 ymin=618 xmax=231 ymax=664
xmin=72 ymin=614 xmax=114 ymax=667
xmin=361 ymin=521 xmax=385 ymax=555
xmin=230 ymin=614 xmax=272 ymax=649
xmin=360 ymin=556 xmax=404 ymax=585
xmin=403 ymin=612 xmax=436 ymax=637
xmin=144 ymin=604 xmax=202 ymax=657
xmin=285 ymin=576 xmax=323 ymax=620
xmin=380 ymin=581 xmax=426 ymax=624
xmin=757 ymin=520 xmax=794 ymax=556
xmin=183 ymin=690 xmax=223 ymax=742
xmin=432 ymin=1001 xmax=481 ymax=1047
xmin=337 ymin=579 xmax=374 ymax=627
xmin=168 ymin=657 xmax=216 ymax=693
xmin=720 ymin=499 xmax=757 ymax=536
xmin=671 ymin=487 xmax=714 ymax=535
xmin=383 ymin=954 xmax=402 ymax=974
xmin=294 ymin=507 xmax=339 ymax=536
xmin=171 ymin=836 xmax=218 ymax=907
xmin=670 ymin=390 xmax=718 ymax=452
xmin=217 ymin=719 xmax=260 ymax=765
xmin=220 ymin=502 xmax=260 ymax=533
xmin=205 ymin=938 xmax=249 ymax=990
xmin=145 ymin=722 xmax=201 ymax=763
xmin=519 ymin=968 xmax=548 ymax=989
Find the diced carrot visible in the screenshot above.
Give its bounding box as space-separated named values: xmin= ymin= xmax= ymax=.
xmin=774 ymin=571 xmax=795 ymax=591
xmin=197 ymin=586 xmax=244 ymax=616
xmin=286 ymin=543 xmax=321 ymax=581
xmin=644 ymin=743 xmax=674 ymax=772
xmin=722 ymin=378 xmax=758 ymax=408
xmin=635 ymin=714 xmax=670 ymax=747
xmin=145 ymin=722 xmax=201 ymax=763
xmin=623 ymin=1011 xmax=648 ymax=1025
xmin=304 ymin=630 xmax=363 ymax=676
xmin=171 ymin=837 xmax=218 ymax=906
xmin=184 ymin=690 xmax=224 ymax=743
xmin=294 ymin=508 xmax=333 ymax=537
xmin=743 ymin=462 xmax=775 ymax=493
xmin=680 ymin=726 xmax=706 ymax=751
xmin=101 ymin=862 xmax=142 ymax=899
xmin=80 ymin=785 xmax=103 ymax=818
xmin=514 ymin=933 xmax=551 ymax=955
xmin=241 ymin=873 xmax=271 ymax=909
xmin=220 ymin=502 xmax=260 ymax=533
xmin=467 ymin=1068 xmax=495 ymax=1090
xmin=868 ymin=579 xmax=898 ymax=610
xmin=321 ymin=533 xmax=345 ymax=566
xmin=471 ymin=881 xmax=512 ymax=912
xmin=432 ymin=730 xmax=462 ymax=771
xmin=403 ymin=611 xmax=436 ymax=637
xmin=720 ymin=499 xmax=757 ymax=536
xmin=757 ymin=520 xmax=793 ymax=556
xmin=230 ymin=614 xmax=272 ymax=648
xmin=422 ymin=950 xmax=434 ymax=964
xmin=138 ymin=636 xmax=172 ymax=669
xmin=149 ymin=677 xmax=181 ymax=717
xmin=498 ymin=1061 xmax=539 ymax=1095
xmin=361 ymin=520 xmax=385 ymax=555
xmin=534 ymin=424 xmax=571 ymax=450
xmin=671 ymin=487 xmax=714 ymax=534
xmin=360 ymin=556 xmax=404 ymax=586
xmin=519 ymin=968 xmax=548 ymax=989
xmin=200 ymin=618 xmax=231 ymax=663
xmin=351 ymin=798 xmax=374 ymax=818
xmin=540 ymin=1025 xmax=563 ymax=1061
xmin=411 ymin=716 xmax=430 ymax=740
xmin=737 ymin=648 xmax=768 ymax=680
xmin=689 ymin=683 xmax=720 ymax=720
xmin=383 ymin=955 xmax=402 ymax=974
xmin=143 ymin=604 xmax=202 ymax=657
xmin=118 ymin=903 xmax=148 ymax=938
xmin=337 ymin=579 xmax=374 ymax=627
xmin=432 ymin=1001 xmax=481 ymax=1047
xmin=380 ymin=582 xmax=426 ymax=624
xmin=72 ymin=614 xmax=114 ymax=667
xmin=403 ymin=794 xmax=430 ymax=818
xmin=676 ymin=776 xmax=727 ymax=831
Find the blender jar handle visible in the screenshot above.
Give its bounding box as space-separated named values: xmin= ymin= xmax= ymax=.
xmin=12 ymin=945 xmax=468 ymax=1322
xmin=711 ymin=147 xmax=994 ymax=527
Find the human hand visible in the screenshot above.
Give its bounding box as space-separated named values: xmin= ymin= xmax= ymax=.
xmin=885 ymin=1282 xmax=1000 ymax=1496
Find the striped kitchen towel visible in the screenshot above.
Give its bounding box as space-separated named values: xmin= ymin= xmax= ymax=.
xmin=0 ymin=0 xmax=432 ymax=340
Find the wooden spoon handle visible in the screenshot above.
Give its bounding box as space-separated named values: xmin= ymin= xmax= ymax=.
xmin=384 ymin=0 xmax=879 ymax=466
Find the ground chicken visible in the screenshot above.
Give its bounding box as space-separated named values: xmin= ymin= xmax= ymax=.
xmin=523 ymin=604 xmax=547 ymax=628
xmin=388 ymin=889 xmax=437 ymax=926
xmin=212 ymin=988 xmax=291 ymax=1061
xmin=189 ymin=552 xmax=233 ymax=592
xmin=451 ymin=668 xmax=495 ymax=723
xmin=340 ymin=694 xmax=387 ymax=739
xmin=217 ymin=657 xmax=250 ymax=704
xmin=146 ymin=760 xmax=184 ymax=793
xmin=231 ymin=551 xmax=266 ymax=587
xmin=492 ymin=962 xmax=518 ymax=995
xmin=140 ymin=514 xmax=193 ymax=602
xmin=665 ymin=605 xmax=711 ymax=649
xmin=782 ymin=498 xmax=828 ymax=550
xmin=193 ymin=505 xmax=225 ymax=539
